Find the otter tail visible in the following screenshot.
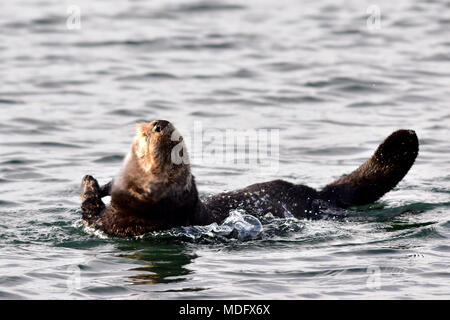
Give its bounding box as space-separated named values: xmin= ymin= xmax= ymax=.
xmin=319 ymin=129 xmax=419 ymax=208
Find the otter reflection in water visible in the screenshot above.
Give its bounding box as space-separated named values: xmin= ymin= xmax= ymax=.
xmin=81 ymin=120 xmax=419 ymax=237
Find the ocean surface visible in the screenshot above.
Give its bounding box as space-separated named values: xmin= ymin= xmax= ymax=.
xmin=0 ymin=0 xmax=449 ymax=299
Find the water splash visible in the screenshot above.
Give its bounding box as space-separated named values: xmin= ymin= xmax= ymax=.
xmin=144 ymin=210 xmax=263 ymax=242
xmin=211 ymin=209 xmax=263 ymax=240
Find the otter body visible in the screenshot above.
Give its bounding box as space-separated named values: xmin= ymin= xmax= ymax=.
xmin=202 ymin=181 xmax=321 ymax=221
xmin=81 ymin=120 xmax=419 ymax=237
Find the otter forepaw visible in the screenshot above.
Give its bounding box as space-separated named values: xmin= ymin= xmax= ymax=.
xmin=81 ymin=175 xmax=105 ymax=221
xmin=81 ymin=175 xmax=101 ymax=201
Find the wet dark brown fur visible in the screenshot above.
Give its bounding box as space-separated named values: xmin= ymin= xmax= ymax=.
xmin=81 ymin=121 xmax=419 ymax=237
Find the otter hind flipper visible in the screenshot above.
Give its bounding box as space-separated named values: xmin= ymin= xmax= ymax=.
xmin=320 ymin=129 xmax=419 ymax=208
xmin=81 ymin=175 xmax=106 ymax=224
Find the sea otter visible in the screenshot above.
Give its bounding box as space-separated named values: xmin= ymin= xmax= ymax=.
xmin=81 ymin=120 xmax=419 ymax=237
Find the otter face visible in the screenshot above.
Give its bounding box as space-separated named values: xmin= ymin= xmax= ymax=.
xmin=133 ymin=120 xmax=188 ymax=174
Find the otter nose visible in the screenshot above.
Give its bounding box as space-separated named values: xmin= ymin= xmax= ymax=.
xmin=152 ymin=120 xmax=169 ymax=133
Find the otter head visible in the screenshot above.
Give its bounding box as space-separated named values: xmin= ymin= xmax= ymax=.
xmin=133 ymin=120 xmax=189 ymax=178
xmin=111 ymin=120 xmax=197 ymax=225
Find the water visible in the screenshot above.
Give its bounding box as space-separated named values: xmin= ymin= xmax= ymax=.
xmin=0 ymin=0 xmax=449 ymax=299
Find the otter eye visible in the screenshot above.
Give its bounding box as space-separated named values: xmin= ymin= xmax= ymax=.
xmin=152 ymin=123 xmax=162 ymax=133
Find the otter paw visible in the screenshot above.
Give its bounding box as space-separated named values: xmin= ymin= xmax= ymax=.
xmin=81 ymin=175 xmax=101 ymax=200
